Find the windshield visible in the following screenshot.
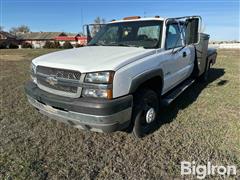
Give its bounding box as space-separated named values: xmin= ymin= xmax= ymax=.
xmin=88 ymin=20 xmax=163 ymax=49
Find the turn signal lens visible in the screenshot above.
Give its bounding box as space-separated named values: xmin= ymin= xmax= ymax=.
xmin=82 ymin=88 xmax=113 ymax=99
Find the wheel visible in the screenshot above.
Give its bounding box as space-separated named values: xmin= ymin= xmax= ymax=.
xmin=199 ymin=61 xmax=211 ymax=83
xmin=132 ymin=88 xmax=159 ymax=138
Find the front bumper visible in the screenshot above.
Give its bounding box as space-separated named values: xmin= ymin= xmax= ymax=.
xmin=25 ymin=81 xmax=133 ymax=133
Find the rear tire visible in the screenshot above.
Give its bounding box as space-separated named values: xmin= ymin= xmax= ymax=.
xmin=132 ymin=88 xmax=159 ymax=138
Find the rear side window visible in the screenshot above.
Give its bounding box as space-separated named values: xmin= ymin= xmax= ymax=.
xmin=165 ymin=24 xmax=182 ymax=49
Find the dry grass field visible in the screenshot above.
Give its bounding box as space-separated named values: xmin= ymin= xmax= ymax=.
xmin=0 ymin=48 xmax=239 ymax=179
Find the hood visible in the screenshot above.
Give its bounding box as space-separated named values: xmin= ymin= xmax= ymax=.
xmin=32 ymin=46 xmax=156 ymax=72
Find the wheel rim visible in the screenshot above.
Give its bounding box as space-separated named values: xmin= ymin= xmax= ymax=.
xmin=145 ymin=107 xmax=156 ymax=124
xmin=139 ymin=105 xmax=157 ymax=133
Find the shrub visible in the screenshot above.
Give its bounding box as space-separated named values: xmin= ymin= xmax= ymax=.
xmin=43 ymin=41 xmax=60 ymax=48
xmin=0 ymin=41 xmax=7 ymax=49
xmin=9 ymin=42 xmax=19 ymax=49
xmin=43 ymin=41 xmax=53 ymax=48
xmin=62 ymin=41 xmax=73 ymax=49
xmin=53 ymin=41 xmax=60 ymax=48
xmin=22 ymin=42 xmax=32 ymax=48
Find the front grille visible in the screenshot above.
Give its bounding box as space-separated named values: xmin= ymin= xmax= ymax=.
xmin=37 ymin=66 xmax=81 ymax=80
xmin=36 ymin=66 xmax=81 ymax=96
xmin=37 ymin=77 xmax=78 ymax=93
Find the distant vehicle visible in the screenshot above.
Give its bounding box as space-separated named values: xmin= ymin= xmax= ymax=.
xmin=25 ymin=15 xmax=217 ymax=138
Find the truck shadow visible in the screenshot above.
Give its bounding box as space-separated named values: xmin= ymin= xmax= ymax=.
xmin=150 ymin=68 xmax=226 ymax=135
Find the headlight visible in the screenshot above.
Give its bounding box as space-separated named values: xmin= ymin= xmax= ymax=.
xmin=30 ymin=63 xmax=37 ymax=83
xmin=84 ymin=71 xmax=114 ymax=84
xmin=82 ymin=71 xmax=114 ymax=99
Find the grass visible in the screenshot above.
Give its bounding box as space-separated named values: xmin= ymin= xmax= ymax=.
xmin=0 ymin=48 xmax=239 ymax=179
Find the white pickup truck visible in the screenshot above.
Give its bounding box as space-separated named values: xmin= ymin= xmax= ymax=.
xmin=25 ymin=15 xmax=217 ymax=138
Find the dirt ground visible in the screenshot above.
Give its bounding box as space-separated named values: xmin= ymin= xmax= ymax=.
xmin=0 ymin=48 xmax=239 ymax=179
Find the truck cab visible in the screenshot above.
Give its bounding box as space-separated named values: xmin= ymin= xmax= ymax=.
xmin=25 ymin=15 xmax=217 ymax=138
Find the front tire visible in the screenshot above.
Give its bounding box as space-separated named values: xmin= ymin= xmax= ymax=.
xmin=132 ymin=88 xmax=159 ymax=138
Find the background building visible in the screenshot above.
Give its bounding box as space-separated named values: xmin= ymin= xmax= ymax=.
xmin=0 ymin=31 xmax=18 ymax=47
xmin=55 ymin=33 xmax=87 ymax=46
xmin=17 ymin=32 xmax=62 ymax=48
xmin=17 ymin=32 xmax=87 ymax=48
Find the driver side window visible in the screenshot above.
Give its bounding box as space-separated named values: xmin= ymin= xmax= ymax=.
xmin=165 ymin=24 xmax=182 ymax=49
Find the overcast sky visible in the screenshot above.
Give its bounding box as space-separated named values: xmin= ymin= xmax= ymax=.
xmin=1 ymin=0 xmax=239 ymax=41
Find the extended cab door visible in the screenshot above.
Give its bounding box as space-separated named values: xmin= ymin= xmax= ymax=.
xmin=161 ymin=22 xmax=193 ymax=94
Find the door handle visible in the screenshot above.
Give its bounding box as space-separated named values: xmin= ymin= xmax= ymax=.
xmin=182 ymin=51 xmax=187 ymax=58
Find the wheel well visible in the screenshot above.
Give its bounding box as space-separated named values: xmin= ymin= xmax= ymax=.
xmin=137 ymin=76 xmax=163 ymax=96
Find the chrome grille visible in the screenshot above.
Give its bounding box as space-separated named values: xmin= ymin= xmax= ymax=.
xmin=36 ymin=66 xmax=81 ymax=97
xmin=37 ymin=66 xmax=81 ymax=80
xmin=37 ymin=77 xmax=78 ymax=93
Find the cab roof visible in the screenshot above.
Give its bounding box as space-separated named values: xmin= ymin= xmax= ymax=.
xmin=108 ymin=16 xmax=166 ymax=24
xmin=107 ymin=15 xmax=201 ymax=24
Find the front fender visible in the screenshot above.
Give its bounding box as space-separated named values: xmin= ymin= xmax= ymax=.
xmin=129 ymin=68 xmax=164 ymax=94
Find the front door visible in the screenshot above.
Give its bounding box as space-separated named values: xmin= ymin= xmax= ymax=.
xmin=162 ymin=23 xmax=187 ymax=94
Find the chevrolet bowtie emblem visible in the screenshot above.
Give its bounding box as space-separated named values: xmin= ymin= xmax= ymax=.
xmin=46 ymin=76 xmax=58 ymax=86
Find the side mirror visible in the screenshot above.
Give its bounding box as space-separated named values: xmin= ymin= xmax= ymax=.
xmin=185 ymin=17 xmax=200 ymax=45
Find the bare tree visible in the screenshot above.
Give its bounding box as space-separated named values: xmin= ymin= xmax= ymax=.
xmin=10 ymin=25 xmax=30 ymax=35
xmin=91 ymin=17 xmax=106 ymax=37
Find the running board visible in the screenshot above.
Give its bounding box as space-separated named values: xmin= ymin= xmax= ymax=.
xmin=161 ymin=79 xmax=195 ymax=106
